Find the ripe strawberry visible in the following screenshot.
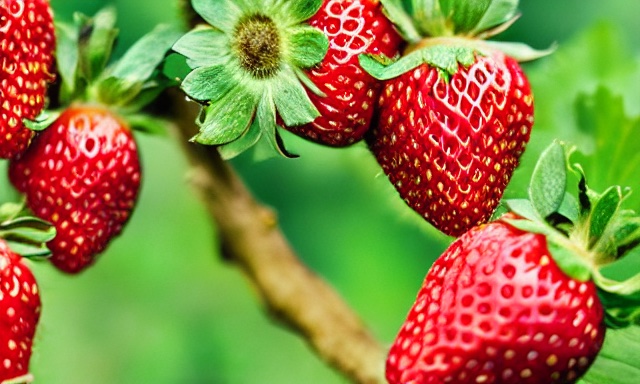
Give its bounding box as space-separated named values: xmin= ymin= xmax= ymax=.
xmin=0 ymin=0 xmax=56 ymax=159
xmin=0 ymin=239 xmax=41 ymax=382
xmin=9 ymin=105 xmax=141 ymax=274
xmin=287 ymin=0 xmax=403 ymax=146
xmin=368 ymin=49 xmax=533 ymax=236
xmin=386 ymin=215 xmax=605 ymax=384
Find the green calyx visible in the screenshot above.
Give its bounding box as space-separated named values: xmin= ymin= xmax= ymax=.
xmin=47 ymin=7 xmax=181 ymax=134
xmin=365 ymin=0 xmax=551 ymax=82
xmin=504 ymin=141 xmax=640 ymax=329
xmin=0 ymin=202 xmax=56 ymax=259
xmin=173 ymin=0 xmax=329 ymax=159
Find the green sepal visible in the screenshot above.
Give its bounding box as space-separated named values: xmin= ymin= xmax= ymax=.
xmin=278 ymin=0 xmax=323 ymax=26
xmin=503 ymin=198 xmax=539 ymax=221
xmin=556 ymin=192 xmax=581 ymax=224
xmin=23 ymin=111 xmax=62 ymax=132
xmin=126 ymin=113 xmax=170 ymax=136
xmin=594 ymin=271 xmax=640 ymax=328
xmin=192 ymin=85 xmax=258 ymax=145
xmin=218 ymin=120 xmax=262 ymax=160
xmin=481 ymin=40 xmax=556 ymax=62
xmin=181 ymin=65 xmax=236 ymax=103
xmin=504 ymin=216 xmax=593 ymax=282
xmin=257 ymin=89 xmax=297 ymax=159
xmin=96 ymin=24 xmax=182 ymax=105
xmin=286 ymin=26 xmax=329 ymax=69
xmin=470 ymin=0 xmax=519 ymax=35
xmin=589 ymin=186 xmax=624 ymax=247
xmin=191 ymin=0 xmax=242 ymax=33
xmin=0 ymin=216 xmax=56 ymax=259
xmin=529 ymin=140 xmax=568 ymax=219
xmin=76 ymin=6 xmax=119 ymax=83
xmin=271 ymin=66 xmax=321 ymax=127
xmin=379 ymin=0 xmax=422 ymax=43
xmin=359 ymin=45 xmax=476 ymax=81
xmin=55 ymin=21 xmax=80 ymax=101
xmin=172 ymin=26 xmax=231 ymax=69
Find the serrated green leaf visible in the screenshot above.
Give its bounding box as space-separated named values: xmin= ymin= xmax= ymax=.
xmin=589 ymin=186 xmax=623 ymax=245
xmin=192 ymin=85 xmax=257 ymax=145
xmin=529 ymin=141 xmax=567 ymax=218
xmin=271 ymin=66 xmax=320 ymax=127
xmin=287 ymin=26 xmax=328 ymax=69
xmin=192 ymin=0 xmax=242 ymax=33
xmin=172 ymin=27 xmax=231 ymax=69
xmin=579 ymin=326 xmax=640 ymax=384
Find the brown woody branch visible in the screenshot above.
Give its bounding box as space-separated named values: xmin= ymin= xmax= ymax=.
xmin=166 ymin=93 xmax=387 ymax=384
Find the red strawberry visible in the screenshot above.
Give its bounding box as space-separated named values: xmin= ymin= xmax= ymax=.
xmin=9 ymin=105 xmax=142 ymax=274
xmin=368 ymin=49 xmax=533 ymax=236
xmin=0 ymin=239 xmax=41 ymax=382
xmin=0 ymin=0 xmax=56 ymax=159
xmin=287 ymin=0 xmax=403 ymax=146
xmin=386 ymin=215 xmax=605 ymax=384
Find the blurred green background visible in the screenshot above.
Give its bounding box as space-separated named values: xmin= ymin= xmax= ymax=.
xmin=4 ymin=0 xmax=639 ymax=383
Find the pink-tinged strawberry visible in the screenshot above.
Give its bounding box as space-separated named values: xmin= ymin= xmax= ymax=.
xmin=0 ymin=0 xmax=56 ymax=159
xmin=386 ymin=142 xmax=640 ymax=383
xmin=8 ymin=9 xmax=179 ymax=273
xmin=360 ymin=0 xmax=551 ymax=236
xmin=9 ymin=106 xmax=141 ymax=274
xmin=286 ymin=0 xmax=403 ymax=146
xmin=0 ymin=240 xmax=41 ymax=383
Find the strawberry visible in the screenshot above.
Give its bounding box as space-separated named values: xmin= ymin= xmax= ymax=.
xmin=174 ymin=0 xmax=401 ymax=157
xmin=359 ymin=0 xmax=550 ymax=236
xmin=0 ymin=239 xmax=41 ymax=383
xmin=386 ymin=215 xmax=605 ymax=383
xmin=9 ymin=105 xmax=141 ymax=274
xmin=286 ymin=0 xmax=403 ymax=146
xmin=0 ymin=0 xmax=56 ymax=159
xmin=368 ymin=49 xmax=533 ymax=236
xmin=386 ymin=142 xmax=640 ymax=383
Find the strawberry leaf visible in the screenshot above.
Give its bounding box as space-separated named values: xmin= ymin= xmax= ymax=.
xmin=529 ymin=141 xmax=567 ymax=218
xmin=471 ymin=0 xmax=519 ymax=35
xmin=579 ymin=326 xmax=640 ymax=384
xmin=55 ymin=21 xmax=80 ymax=100
xmin=287 ymin=26 xmax=329 ymax=68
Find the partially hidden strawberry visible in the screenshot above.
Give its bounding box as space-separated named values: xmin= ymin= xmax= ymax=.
xmin=386 ymin=215 xmax=605 ymax=383
xmin=8 ymin=9 xmax=180 ymax=273
xmin=287 ymin=0 xmax=403 ymax=146
xmin=0 ymin=239 xmax=41 ymax=383
xmin=0 ymin=0 xmax=55 ymax=159
xmin=386 ymin=142 xmax=640 ymax=383
xmin=174 ymin=0 xmax=401 ymax=157
xmin=9 ymin=105 xmax=141 ymax=273
xmin=360 ymin=0 xmax=551 ymax=236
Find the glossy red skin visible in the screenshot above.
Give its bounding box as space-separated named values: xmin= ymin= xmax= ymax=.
xmin=0 ymin=240 xmax=41 ymax=382
xmin=0 ymin=0 xmax=55 ymax=159
xmin=368 ymin=51 xmax=533 ymax=236
xmin=10 ymin=106 xmax=141 ymax=274
xmin=386 ymin=216 xmax=605 ymax=384
xmin=288 ymin=0 xmax=403 ymax=146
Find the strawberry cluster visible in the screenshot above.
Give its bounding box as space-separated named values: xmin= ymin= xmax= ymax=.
xmin=175 ymin=1 xmax=640 ymax=383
